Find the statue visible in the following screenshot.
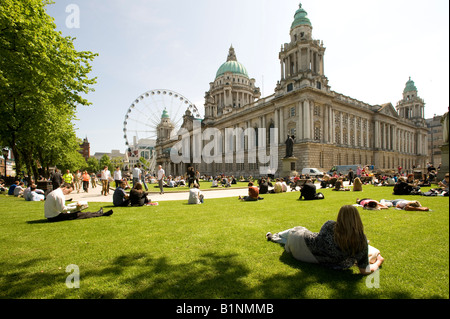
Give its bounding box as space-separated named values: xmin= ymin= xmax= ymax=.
xmin=441 ymin=107 xmax=449 ymax=144
xmin=285 ymin=135 xmax=294 ymax=158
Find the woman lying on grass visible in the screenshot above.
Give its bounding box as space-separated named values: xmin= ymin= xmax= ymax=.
xmin=266 ymin=205 xmax=384 ymax=275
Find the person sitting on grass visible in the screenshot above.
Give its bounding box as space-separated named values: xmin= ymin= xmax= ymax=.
xmin=239 ymin=182 xmax=261 ymax=201
xmin=333 ymin=177 xmax=350 ymax=191
xmin=438 ymin=173 xmax=449 ymax=193
xmin=266 ymin=205 xmax=384 ymax=274
xmin=352 ymin=177 xmax=363 ymax=191
xmin=24 ymin=184 xmax=45 ymax=201
xmin=188 ymin=183 xmax=204 ymax=204
xmin=299 ymin=179 xmax=324 ymax=200
xmin=44 ymin=183 xmax=112 ymax=222
xmin=113 ymin=181 xmax=130 ymax=207
xmin=259 ymin=178 xmax=269 ymax=194
xmin=129 ymin=182 xmax=150 ymax=206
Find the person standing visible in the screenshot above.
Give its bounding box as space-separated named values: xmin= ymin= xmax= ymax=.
xmin=62 ymin=169 xmax=74 ymax=188
xmin=113 ymin=166 xmax=122 ymax=189
xmin=82 ymin=170 xmax=90 ymax=193
xmin=91 ymin=173 xmax=97 ymax=188
xmin=141 ymin=169 xmax=148 ymax=191
xmin=50 ymin=169 xmax=63 ymax=191
xmin=73 ymin=170 xmax=82 ymax=193
xmin=132 ymin=164 xmax=141 ymax=188
xmin=348 ymin=168 xmax=355 ymax=185
xmin=100 ymin=166 xmax=111 ymax=196
xmin=157 ymin=165 xmax=165 ymax=195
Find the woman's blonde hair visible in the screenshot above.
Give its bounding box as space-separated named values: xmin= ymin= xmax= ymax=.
xmin=353 ymin=177 xmax=363 ymax=191
xmin=334 ymin=205 xmax=366 ymax=255
xmin=409 ymin=200 xmax=421 ymax=207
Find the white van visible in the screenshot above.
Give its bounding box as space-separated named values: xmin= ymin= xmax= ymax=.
xmin=301 ymin=168 xmax=324 ymax=178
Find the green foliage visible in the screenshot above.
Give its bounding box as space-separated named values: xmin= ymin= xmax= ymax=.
xmin=99 ymin=154 xmax=112 ymax=171
xmin=86 ymin=157 xmax=100 ymax=173
xmin=0 ymin=185 xmax=448 ymax=299
xmin=0 ymin=0 xmax=97 ymax=179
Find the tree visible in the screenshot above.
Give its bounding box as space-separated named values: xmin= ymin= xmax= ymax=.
xmin=0 ymin=0 xmax=97 ymax=181
xmin=99 ymin=154 xmax=112 ymax=172
xmin=86 ymin=157 xmax=100 ymax=174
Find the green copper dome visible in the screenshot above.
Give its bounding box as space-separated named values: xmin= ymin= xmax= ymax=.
xmin=161 ymin=108 xmax=170 ymax=119
xmin=291 ymin=3 xmax=312 ymax=29
xmin=215 ymin=45 xmax=249 ymax=79
xmin=216 ymin=61 xmax=249 ymax=78
xmin=403 ymin=77 xmax=417 ymax=93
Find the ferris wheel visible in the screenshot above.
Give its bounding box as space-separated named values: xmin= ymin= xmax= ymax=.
xmin=123 ymin=89 xmax=201 ymax=172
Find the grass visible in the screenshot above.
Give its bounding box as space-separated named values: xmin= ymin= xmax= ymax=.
xmin=0 ymin=185 xmax=448 ymax=299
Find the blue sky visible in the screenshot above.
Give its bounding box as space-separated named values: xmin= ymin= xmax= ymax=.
xmin=45 ymin=0 xmax=449 ymax=154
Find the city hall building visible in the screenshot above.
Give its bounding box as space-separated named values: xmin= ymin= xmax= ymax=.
xmin=155 ymin=4 xmax=428 ymax=178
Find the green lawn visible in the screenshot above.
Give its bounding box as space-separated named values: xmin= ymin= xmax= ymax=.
xmin=0 ymin=185 xmax=448 ymax=299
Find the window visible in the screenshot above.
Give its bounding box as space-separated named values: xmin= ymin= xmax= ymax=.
xmin=314 ymin=124 xmax=321 ymax=141
xmin=290 ymin=107 xmax=296 ymax=117
xmin=287 ymin=83 xmax=293 ymax=92
xmin=316 ymin=81 xmax=321 ymax=89
xmin=290 ymin=128 xmax=296 ymax=136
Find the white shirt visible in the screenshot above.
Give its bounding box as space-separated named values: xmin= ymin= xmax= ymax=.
xmin=14 ymin=185 xmax=24 ymax=196
xmin=188 ymin=188 xmax=202 ymax=204
xmin=101 ymin=169 xmax=111 ymax=181
xmin=157 ymin=168 xmax=165 ymax=180
xmin=132 ymin=167 xmax=141 ymax=179
xmin=44 ymin=188 xmax=77 ymax=218
xmin=114 ymin=169 xmax=122 ymax=180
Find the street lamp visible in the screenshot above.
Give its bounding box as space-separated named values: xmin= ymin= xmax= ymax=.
xmin=2 ymin=148 xmax=8 ymax=177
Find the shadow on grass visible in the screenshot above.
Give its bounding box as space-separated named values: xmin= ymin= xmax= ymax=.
xmin=0 ymin=251 xmax=415 ymax=299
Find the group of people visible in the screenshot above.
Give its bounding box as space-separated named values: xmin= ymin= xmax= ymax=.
xmin=113 ymin=180 xmax=158 ymax=207
xmin=2 ymin=180 xmax=46 ymax=201
xmin=50 ymin=169 xmax=99 ymax=194
xmin=3 ymin=163 xmax=449 ymax=277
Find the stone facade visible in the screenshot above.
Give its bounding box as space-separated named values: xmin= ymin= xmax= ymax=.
xmin=155 ymin=4 xmax=428 ymax=178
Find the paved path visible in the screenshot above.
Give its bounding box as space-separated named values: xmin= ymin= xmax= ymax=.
xmin=67 ymin=183 xmax=251 ymax=203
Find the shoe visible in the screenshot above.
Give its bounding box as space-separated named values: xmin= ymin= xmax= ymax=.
xmin=103 ymin=210 xmax=113 ymax=216
xmin=266 ymin=232 xmax=272 ymax=241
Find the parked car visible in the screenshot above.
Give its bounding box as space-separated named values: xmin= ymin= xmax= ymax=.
xmin=301 ymin=168 xmax=324 ymax=178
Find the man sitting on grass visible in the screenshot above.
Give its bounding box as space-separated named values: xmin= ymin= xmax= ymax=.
xmin=113 ymin=181 xmax=130 ymax=207
xmin=45 ymin=183 xmax=112 ymax=222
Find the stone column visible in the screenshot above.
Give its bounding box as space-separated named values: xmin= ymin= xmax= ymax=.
xmin=304 ymin=99 xmax=311 ymax=140
xmin=297 ymin=101 xmax=303 ymax=140
xmin=324 ymin=105 xmax=329 ymax=143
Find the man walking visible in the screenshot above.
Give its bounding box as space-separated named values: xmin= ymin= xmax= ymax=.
xmin=157 ymin=165 xmax=165 ymax=195
xmin=132 ymin=164 xmax=141 ymax=188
